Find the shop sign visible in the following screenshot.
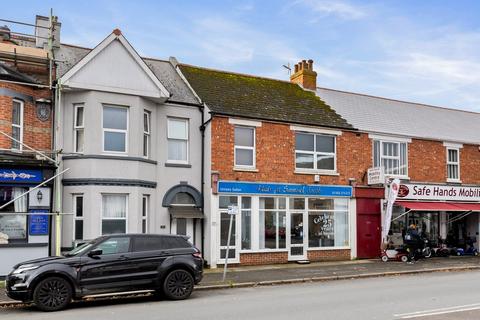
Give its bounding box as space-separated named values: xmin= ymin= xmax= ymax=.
xmin=397 ymin=183 xmax=480 ymax=202
xmin=367 ymin=167 xmax=384 ymax=185
xmin=0 ymin=169 xmax=43 ymax=183
xmin=218 ymin=181 xmax=352 ymax=197
xmin=29 ymin=210 xmax=49 ymax=235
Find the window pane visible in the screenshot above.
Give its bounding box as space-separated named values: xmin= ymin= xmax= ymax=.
xmin=142 ymin=219 xmax=147 ymax=233
xmin=76 ymin=107 xmax=84 ymax=127
xmin=176 ymin=218 xmax=187 ymax=235
xmin=168 ymin=119 xmax=187 ymax=139
xmin=76 ymin=130 xmax=84 ymax=152
xmin=448 ymin=149 xmax=458 ymax=162
xmin=235 ymin=148 xmax=254 ymax=166
xmin=75 ymin=196 xmax=83 ymax=217
xmin=220 ymin=212 xmax=235 ymax=246
xmin=168 ymin=139 xmax=187 ymax=161
xmin=241 ymin=197 xmax=251 ymax=209
xmin=241 ymin=210 xmax=251 ymax=250
xmin=334 ymin=211 xmax=349 ymax=246
xmin=102 ymin=220 xmax=126 ymax=235
xmin=264 ymin=211 xmax=277 ymax=249
xmin=95 ymin=237 xmax=130 ymax=254
xmin=316 ymin=135 xmax=335 ymax=153
xmin=12 ymin=102 xmax=21 ymax=125
xmin=234 ymin=127 xmax=254 ymax=147
xmin=172 ymin=192 xmax=195 ymax=205
xmin=219 ymin=196 xmax=237 ymax=209
xmin=399 ymin=143 xmax=407 ymax=175
xmin=309 ymin=213 xmax=334 ymax=247
xmin=104 ymin=131 xmax=126 ymax=152
xmin=373 ymin=141 xmax=380 ymax=167
xmin=260 ymin=197 xmax=275 ymax=210
xmin=142 ymin=197 xmax=148 ymax=216
xmin=102 ymin=195 xmax=127 ymax=218
xmin=0 ymin=215 xmax=27 ymax=240
xmin=278 ymin=198 xmax=286 ymax=209
xmin=143 ymin=134 xmax=149 ymax=157
xmin=144 ymin=112 xmax=150 ymax=133
xmin=308 ymin=198 xmax=334 ymax=210
xmin=289 ymin=198 xmax=305 ymax=210
xmin=295 ymin=153 xmax=314 ymax=169
xmin=11 ymin=126 xmax=21 ymax=149
xmin=317 ymin=154 xmax=335 ymax=170
xmin=75 ymin=220 xmax=83 ymax=240
xmin=103 ymin=106 xmax=127 ymax=130
xmin=279 ymin=212 xmax=286 ymax=248
xmin=296 ymin=133 xmax=314 ymax=151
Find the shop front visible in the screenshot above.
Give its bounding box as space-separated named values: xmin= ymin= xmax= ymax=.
xmin=0 ymin=166 xmax=54 ymax=276
xmin=388 ymin=183 xmax=480 ymax=250
xmin=213 ymin=181 xmax=353 ymax=266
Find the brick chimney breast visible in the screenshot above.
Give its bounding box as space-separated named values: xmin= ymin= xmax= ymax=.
xmin=290 ymin=59 xmax=317 ymax=91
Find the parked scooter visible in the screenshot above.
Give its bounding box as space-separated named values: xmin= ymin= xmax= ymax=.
xmin=421 ymin=238 xmax=432 ymax=258
xmin=381 ymin=247 xmax=409 ymax=262
xmin=456 ymin=245 xmax=479 ymax=256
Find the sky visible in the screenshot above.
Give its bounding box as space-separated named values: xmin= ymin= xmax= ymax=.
xmin=5 ymin=0 xmax=480 ymax=112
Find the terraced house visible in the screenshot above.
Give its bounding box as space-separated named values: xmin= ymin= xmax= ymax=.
xmin=179 ymin=60 xmax=370 ymax=267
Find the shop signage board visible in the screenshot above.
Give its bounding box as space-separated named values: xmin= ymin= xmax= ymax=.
xmin=218 ymin=181 xmax=352 ymax=197
xmin=367 ymin=167 xmax=384 ymax=185
xmin=29 ymin=210 xmax=49 ymax=235
xmin=0 ymin=169 xmax=43 ymax=183
xmin=397 ymin=183 xmax=480 ymax=202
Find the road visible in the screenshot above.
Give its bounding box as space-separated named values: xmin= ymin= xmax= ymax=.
xmin=2 ymin=271 xmax=480 ymax=319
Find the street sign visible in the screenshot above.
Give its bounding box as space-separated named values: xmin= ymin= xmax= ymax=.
xmin=227 ymin=205 xmax=238 ymax=215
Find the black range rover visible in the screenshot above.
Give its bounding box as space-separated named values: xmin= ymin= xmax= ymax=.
xmin=6 ymin=234 xmax=203 ymax=311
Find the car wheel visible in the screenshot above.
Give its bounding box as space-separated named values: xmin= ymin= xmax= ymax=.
xmin=33 ymin=276 xmax=72 ymax=312
xmin=163 ymin=269 xmax=194 ymax=300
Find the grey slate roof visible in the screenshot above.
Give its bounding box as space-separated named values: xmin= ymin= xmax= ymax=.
xmin=55 ymin=44 xmax=199 ymax=105
xmin=317 ymin=87 xmax=480 ymax=145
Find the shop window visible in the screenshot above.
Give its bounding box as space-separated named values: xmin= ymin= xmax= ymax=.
xmin=295 ymin=132 xmax=336 ymax=172
xmin=103 ymin=105 xmax=128 ymax=153
xmin=167 ymin=118 xmax=189 ymax=163
xmin=241 ymin=197 xmax=251 ymax=250
xmin=11 ymin=99 xmax=24 ymax=151
xmin=373 ymin=140 xmax=408 ymax=177
xmin=74 ymin=104 xmax=85 ymax=153
xmin=447 ymin=148 xmax=460 ymax=181
xmin=234 ymin=126 xmax=255 ymax=168
xmin=0 ymin=187 xmax=27 ymax=241
xmin=102 ymin=194 xmax=127 ymax=234
xmin=308 ymin=198 xmax=349 ymax=248
xmin=73 ymin=195 xmax=84 ymax=240
xmin=259 ymin=197 xmax=286 ymax=250
xmin=142 ymin=195 xmax=149 ymax=233
xmin=143 ymin=111 xmax=151 ymax=158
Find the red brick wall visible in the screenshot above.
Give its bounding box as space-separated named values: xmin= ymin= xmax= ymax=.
xmin=307 ymin=249 xmax=351 ymax=261
xmin=240 ymin=252 xmax=288 ymax=266
xmin=461 ymin=145 xmax=480 ymax=184
xmin=211 ymin=116 xmax=371 ymax=185
xmin=408 ymin=139 xmax=446 ymax=183
xmin=0 ymin=82 xmax=52 ymax=151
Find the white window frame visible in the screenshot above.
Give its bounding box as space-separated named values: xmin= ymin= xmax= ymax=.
xmin=234 ymin=126 xmax=256 ymax=169
xmin=294 ymin=132 xmax=337 ymax=173
xmin=258 ymin=197 xmax=287 ymax=251
xmin=143 ymin=110 xmax=151 ymax=158
xmin=167 ymin=117 xmax=189 ymax=164
xmin=446 ymin=147 xmax=461 ymax=182
xmin=142 ymin=195 xmax=149 ymax=233
xmin=102 ymin=105 xmax=129 ymax=154
xmin=11 ymin=99 xmax=24 ymax=151
xmin=73 ymin=194 xmax=84 ymax=241
xmin=73 ymin=104 xmax=85 ymax=153
xmin=373 ymin=139 xmax=409 ymax=178
xmin=101 ymin=194 xmax=128 ymax=234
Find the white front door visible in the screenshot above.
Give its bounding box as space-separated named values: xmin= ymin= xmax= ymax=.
xmin=288 ymin=211 xmax=308 ymax=261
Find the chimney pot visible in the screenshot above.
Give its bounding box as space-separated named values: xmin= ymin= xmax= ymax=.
xmin=308 ymin=59 xmax=313 ymax=70
xmin=294 ymin=64 xmax=299 ymax=73
xmin=290 ymin=58 xmax=317 ymax=91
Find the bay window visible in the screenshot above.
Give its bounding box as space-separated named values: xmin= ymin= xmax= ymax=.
xmin=234 ymin=126 xmax=255 ymax=168
xmin=102 ymin=194 xmax=127 ymax=234
xmin=103 ymin=105 xmax=128 ymax=153
xmin=295 ymin=132 xmax=336 ymax=171
xmin=373 ymin=140 xmax=408 ymax=177
xmin=11 ymin=100 xmax=24 ymax=151
xmin=167 ymin=118 xmax=189 ymax=163
xmin=259 ymin=197 xmax=286 ymax=249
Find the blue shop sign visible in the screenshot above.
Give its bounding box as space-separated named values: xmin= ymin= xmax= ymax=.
xmin=0 ymin=169 xmax=43 ymax=183
xmin=218 ymin=181 xmax=352 ymax=197
xmin=29 ymin=210 xmax=49 ymax=235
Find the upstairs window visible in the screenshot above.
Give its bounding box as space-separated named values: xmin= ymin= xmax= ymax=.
xmin=447 ymin=148 xmax=460 ymax=181
xmin=11 ymin=100 xmax=24 ymax=151
xmin=373 ymin=140 xmax=408 ymax=177
xmin=167 ymin=118 xmax=188 ymax=163
xmin=234 ymin=126 xmax=255 ymax=168
xmin=295 ymin=133 xmax=336 ymax=171
xmin=74 ymin=104 xmax=85 ymax=153
xmin=143 ymin=111 xmax=151 ymax=158
xmin=103 ymin=105 xmax=128 ymax=153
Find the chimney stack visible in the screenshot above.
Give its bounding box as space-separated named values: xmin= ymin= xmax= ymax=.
xmin=290 ymin=59 xmax=317 ymax=91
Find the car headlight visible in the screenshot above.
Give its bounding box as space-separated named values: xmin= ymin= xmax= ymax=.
xmin=12 ymin=264 xmax=39 ymax=274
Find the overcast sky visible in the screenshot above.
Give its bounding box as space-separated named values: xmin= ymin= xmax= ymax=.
xmin=6 ymin=0 xmax=480 ymax=112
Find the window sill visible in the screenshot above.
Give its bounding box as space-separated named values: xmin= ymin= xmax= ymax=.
xmin=294 ymin=170 xmax=339 ymax=176
xmin=165 ymin=162 xmax=192 ymax=168
xmin=233 ymin=167 xmax=259 ymax=172
xmin=385 ymin=175 xmax=410 ymax=180
xmin=447 ymin=179 xmax=462 ymax=184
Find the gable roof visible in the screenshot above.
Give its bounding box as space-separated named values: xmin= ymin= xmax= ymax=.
xmin=60 ymin=30 xmax=169 ymax=99
xmin=317 ymin=87 xmax=480 ymax=145
xmin=178 ymin=64 xmax=353 ymax=130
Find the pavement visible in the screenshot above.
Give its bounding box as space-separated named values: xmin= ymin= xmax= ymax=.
xmin=3 ymin=269 xmax=480 ymax=319
xmin=1 ymin=256 xmax=480 ymax=306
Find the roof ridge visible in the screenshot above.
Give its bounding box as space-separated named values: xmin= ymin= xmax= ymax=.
xmin=179 ymin=62 xmax=293 ymax=84
xmin=317 ymin=86 xmax=480 ymax=116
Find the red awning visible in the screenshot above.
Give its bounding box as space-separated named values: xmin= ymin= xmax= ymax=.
xmin=395 ymin=201 xmax=480 ymax=212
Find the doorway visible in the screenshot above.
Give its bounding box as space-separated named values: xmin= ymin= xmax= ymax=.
xmin=288 ymin=211 xmax=307 ymax=261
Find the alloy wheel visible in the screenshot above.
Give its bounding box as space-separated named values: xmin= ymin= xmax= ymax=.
xmin=33 ymin=277 xmax=72 ymax=311
xmin=164 ymin=270 xmax=194 ymax=300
